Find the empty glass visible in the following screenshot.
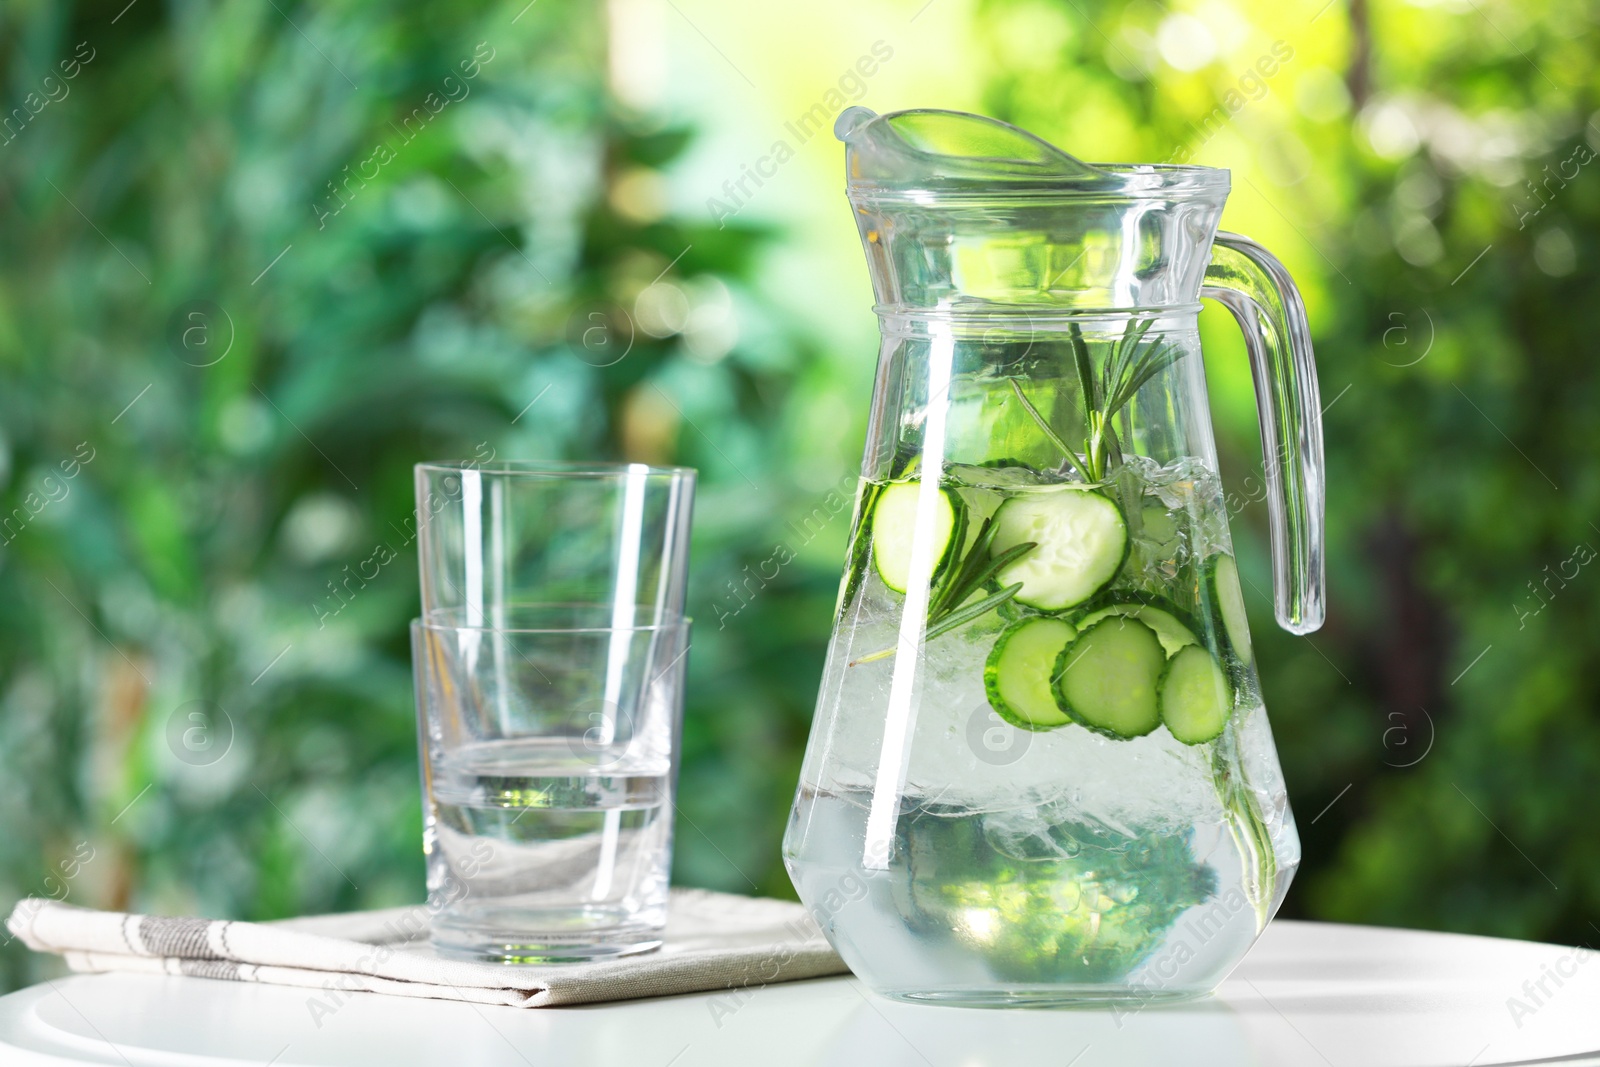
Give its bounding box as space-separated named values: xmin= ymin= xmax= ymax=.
xmin=411 ymin=461 xmax=695 ymax=962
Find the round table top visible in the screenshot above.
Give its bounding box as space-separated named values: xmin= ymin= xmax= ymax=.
xmin=0 ymin=919 xmax=1594 ymax=1066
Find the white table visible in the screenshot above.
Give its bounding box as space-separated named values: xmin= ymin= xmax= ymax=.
xmin=0 ymin=920 xmax=1595 ymax=1066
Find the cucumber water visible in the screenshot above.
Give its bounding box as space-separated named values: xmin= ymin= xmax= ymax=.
xmin=797 ymin=455 xmax=1289 ymax=998
xmin=786 ymin=105 xmax=1315 ymax=1008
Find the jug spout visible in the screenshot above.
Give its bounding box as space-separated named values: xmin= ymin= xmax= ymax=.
xmin=835 ymin=106 xmax=1115 ymax=185
xmin=836 ymin=108 xmax=1231 ymax=314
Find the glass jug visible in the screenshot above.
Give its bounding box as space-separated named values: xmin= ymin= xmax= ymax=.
xmin=783 ymin=107 xmax=1324 ymax=1006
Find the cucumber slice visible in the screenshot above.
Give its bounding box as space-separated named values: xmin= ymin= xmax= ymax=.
xmin=835 ymin=481 xmax=882 ymax=621
xmin=1204 ymin=554 xmax=1252 ymax=664
xmin=989 ymin=488 xmax=1128 ymax=612
xmin=952 ymin=484 xmax=1004 ymax=558
xmin=1074 ymin=600 xmax=1199 ymax=658
xmin=891 ymin=452 xmax=922 ymax=479
xmin=1140 ymin=504 xmax=1180 ymax=548
xmin=1159 ymin=645 xmax=1233 ymax=745
xmin=1052 ymin=618 xmax=1165 ymax=740
xmin=985 ymin=616 xmax=1077 ymax=731
xmin=870 ymin=482 xmax=958 ymax=594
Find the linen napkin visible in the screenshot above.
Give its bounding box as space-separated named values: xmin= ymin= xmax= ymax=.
xmin=5 ymin=889 xmax=848 ymax=1009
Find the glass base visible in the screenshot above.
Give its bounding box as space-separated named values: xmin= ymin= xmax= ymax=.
xmin=880 ymin=987 xmax=1213 ymax=1009
xmin=428 ymin=894 xmax=670 ymax=963
xmin=431 ymin=925 xmax=663 ymax=964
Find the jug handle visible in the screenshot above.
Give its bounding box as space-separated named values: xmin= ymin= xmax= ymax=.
xmin=1201 ymin=232 xmax=1326 ymax=635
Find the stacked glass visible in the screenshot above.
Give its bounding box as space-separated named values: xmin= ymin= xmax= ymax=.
xmin=410 ymin=462 xmax=694 ymax=962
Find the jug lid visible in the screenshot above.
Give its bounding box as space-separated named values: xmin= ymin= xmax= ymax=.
xmin=836 ymin=107 xmax=1229 ymax=201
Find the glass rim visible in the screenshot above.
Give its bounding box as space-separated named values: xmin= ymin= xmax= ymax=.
xmin=414 ymin=459 xmax=696 ymax=479
xmin=844 ymin=164 xmax=1231 ymax=205
xmin=411 ymin=612 xmax=692 ymax=636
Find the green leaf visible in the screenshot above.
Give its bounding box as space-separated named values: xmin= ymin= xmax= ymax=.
xmin=1009 ymin=378 xmax=1091 ymax=481
xmin=928 ymin=505 xmax=976 ymax=618
xmin=929 ymin=514 xmax=1006 ymax=621
xmin=1107 ymin=343 xmax=1184 ymax=416
xmin=1101 ymin=422 xmax=1124 ymax=475
xmin=925 ymin=583 xmax=1025 ymax=642
xmin=1101 ymin=316 xmax=1154 ymax=405
xmin=1070 ymin=323 xmax=1098 ymax=415
xmin=955 ymin=539 xmax=1036 ymax=597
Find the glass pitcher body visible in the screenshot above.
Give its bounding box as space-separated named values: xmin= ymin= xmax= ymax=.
xmin=783 ymin=109 xmax=1324 ymax=1006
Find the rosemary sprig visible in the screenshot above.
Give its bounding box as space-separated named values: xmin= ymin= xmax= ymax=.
xmin=1069 ymin=324 xmax=1108 ymax=479
xmin=926 ymin=582 xmax=1023 ymax=643
xmin=1012 ymin=319 xmax=1183 ymax=483
xmin=1008 ymin=380 xmax=1091 ymax=482
xmin=850 ymin=514 xmax=1035 ymax=666
xmin=927 ymin=513 xmax=1033 ymax=621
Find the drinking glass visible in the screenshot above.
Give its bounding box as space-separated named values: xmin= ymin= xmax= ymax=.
xmin=411 ymin=461 xmax=694 ymax=962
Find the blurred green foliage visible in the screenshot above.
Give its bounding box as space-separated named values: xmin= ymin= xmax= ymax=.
xmin=1 ymin=0 xmax=1597 ymax=993
xmin=0 ymin=0 xmax=832 ymax=990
